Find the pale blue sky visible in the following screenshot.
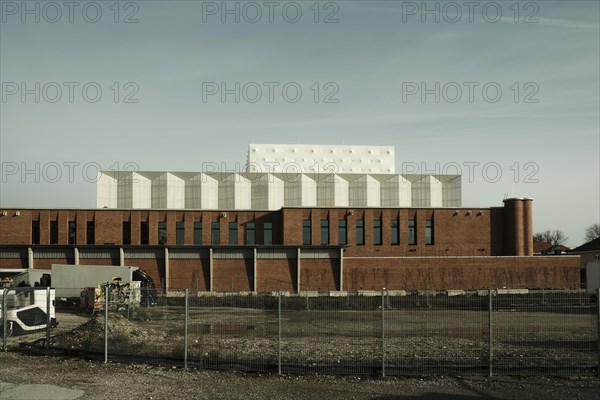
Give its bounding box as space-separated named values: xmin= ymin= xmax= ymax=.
xmin=1 ymin=0 xmax=598 ymax=246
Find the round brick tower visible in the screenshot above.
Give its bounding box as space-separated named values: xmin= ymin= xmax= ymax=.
xmin=503 ymin=198 xmax=533 ymax=256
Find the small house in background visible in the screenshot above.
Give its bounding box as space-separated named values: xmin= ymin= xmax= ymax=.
xmin=569 ymin=237 xmax=600 ymax=288
xmin=534 ymin=241 xmax=570 ymax=255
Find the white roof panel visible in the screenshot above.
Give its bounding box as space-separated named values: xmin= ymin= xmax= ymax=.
xmin=248 ymin=144 xmax=395 ymax=174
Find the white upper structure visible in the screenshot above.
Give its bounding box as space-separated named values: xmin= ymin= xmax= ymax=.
xmin=97 ymin=144 xmax=461 ymax=209
xmin=247 ymin=144 xmax=395 ymax=174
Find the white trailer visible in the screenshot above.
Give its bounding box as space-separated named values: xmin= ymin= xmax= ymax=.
xmin=51 ymin=264 xmax=138 ymax=299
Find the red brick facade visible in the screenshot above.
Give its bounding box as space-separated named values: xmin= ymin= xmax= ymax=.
xmin=0 ymin=199 xmax=580 ymax=291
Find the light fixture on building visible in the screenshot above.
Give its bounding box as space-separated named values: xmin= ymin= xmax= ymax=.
xmin=477 ymin=211 xmax=484 ymax=216
xmin=1 ymin=211 xmax=7 ymax=216
xmin=15 ymin=211 xmax=20 ymax=216
xmin=466 ymin=211 xmax=472 ymax=216
xmin=453 ymin=211 xmax=460 ymax=216
xmin=348 ymin=210 xmax=354 ymax=216
xmin=220 ymin=212 xmax=227 ymax=219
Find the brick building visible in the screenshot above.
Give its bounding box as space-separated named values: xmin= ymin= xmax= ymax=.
xmin=0 ymin=198 xmax=580 ymax=292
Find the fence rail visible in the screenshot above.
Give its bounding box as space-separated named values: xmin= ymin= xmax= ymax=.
xmin=1 ymin=287 xmax=599 ymax=376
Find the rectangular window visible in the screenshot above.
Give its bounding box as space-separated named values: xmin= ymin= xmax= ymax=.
xmin=68 ymin=221 xmax=77 ymax=245
xmin=263 ymin=222 xmax=273 ymax=245
xmin=245 ymin=222 xmax=255 ymax=245
xmin=158 ymin=221 xmax=167 ymax=245
xmin=140 ymin=221 xmax=149 ymax=245
xmin=176 ymin=221 xmax=185 ymax=245
xmin=408 ymin=219 xmax=416 ymax=245
xmin=302 ymin=219 xmax=311 ymax=245
xmin=338 ymin=219 xmax=346 ymax=245
xmin=356 ymin=219 xmax=364 ymax=245
xmin=86 ymin=221 xmax=95 ymax=245
xmin=373 ymin=219 xmax=382 ymax=245
xmin=32 ymin=221 xmax=40 ymax=245
xmin=50 ymin=221 xmax=58 ymax=244
xmin=391 ymin=220 xmax=399 ymax=245
xmin=229 ymin=222 xmax=238 ymax=245
xmin=425 ymin=219 xmax=434 ymax=245
xmin=193 ymin=222 xmax=202 ymax=245
xmin=320 ymin=219 xmax=329 ymax=245
xmin=211 ymin=222 xmax=220 ymax=245
xmin=122 ymin=221 xmax=131 ymax=245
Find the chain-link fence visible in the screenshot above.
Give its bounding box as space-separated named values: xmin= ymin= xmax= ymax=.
xmin=2 ymin=287 xmax=599 ymax=376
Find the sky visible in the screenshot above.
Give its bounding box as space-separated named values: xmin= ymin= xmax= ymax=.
xmin=0 ymin=0 xmax=599 ymax=247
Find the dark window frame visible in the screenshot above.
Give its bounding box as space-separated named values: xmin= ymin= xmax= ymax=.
xmin=425 ymin=219 xmax=434 ymax=245
xmin=263 ymin=222 xmax=273 ymax=245
xmin=320 ymin=219 xmax=329 ymax=245
xmin=302 ymin=219 xmax=311 ymax=245
xmin=211 ymin=222 xmax=220 ymax=245
xmin=356 ymin=219 xmax=365 ymax=245
xmin=176 ymin=221 xmax=185 ymax=245
xmin=158 ymin=221 xmax=167 ymax=245
xmin=229 ymin=222 xmax=238 ymax=245
xmin=245 ymin=222 xmax=255 ymax=245
xmin=193 ymin=222 xmax=202 ymax=245
xmin=338 ymin=219 xmax=347 ymax=245
xmin=32 ymin=221 xmax=40 ymax=245
xmin=408 ymin=218 xmax=416 ymax=245
xmin=140 ymin=221 xmax=149 ymax=245
xmin=50 ymin=221 xmax=58 ymax=245
xmin=391 ymin=219 xmax=399 ymax=245
xmin=123 ymin=221 xmax=132 ymax=245
xmin=86 ymin=221 xmax=95 ymax=245
xmin=373 ymin=219 xmax=382 ymax=246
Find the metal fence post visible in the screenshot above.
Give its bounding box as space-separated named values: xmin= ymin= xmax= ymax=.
xmin=184 ymin=289 xmax=189 ymax=369
xmin=488 ymin=289 xmax=493 ymax=377
xmin=2 ymin=288 xmax=7 ymax=351
xmin=278 ymin=291 xmax=282 ymax=376
xmin=46 ymin=287 xmax=51 ymax=355
xmin=104 ymin=285 xmax=109 ymax=364
xmin=381 ymin=288 xmax=386 ymax=377
xmin=597 ymin=288 xmax=600 ymax=377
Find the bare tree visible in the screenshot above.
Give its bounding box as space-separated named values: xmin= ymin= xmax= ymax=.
xmin=533 ymin=230 xmax=568 ymax=246
xmin=533 ymin=233 xmax=545 ymax=242
xmin=584 ymin=223 xmax=600 ymax=242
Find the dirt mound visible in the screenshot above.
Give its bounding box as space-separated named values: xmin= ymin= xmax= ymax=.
xmin=50 ymin=313 xmax=152 ymax=352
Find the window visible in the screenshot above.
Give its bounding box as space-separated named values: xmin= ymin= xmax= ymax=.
xmin=408 ymin=219 xmax=416 ymax=245
xmin=193 ymin=222 xmax=202 ymax=245
xmin=158 ymin=221 xmax=167 ymax=245
xmin=356 ymin=219 xmax=364 ymax=245
xmin=302 ymin=219 xmax=311 ymax=245
xmin=86 ymin=221 xmax=95 ymax=245
xmin=50 ymin=221 xmax=58 ymax=244
xmin=68 ymin=221 xmax=77 ymax=245
xmin=140 ymin=221 xmax=149 ymax=245
xmin=176 ymin=221 xmax=185 ymax=245
xmin=32 ymin=221 xmax=40 ymax=245
xmin=263 ymin=222 xmax=273 ymax=245
xmin=425 ymin=219 xmax=434 ymax=245
xmin=123 ymin=221 xmax=131 ymax=245
xmin=373 ymin=219 xmax=382 ymax=245
xmin=320 ymin=219 xmax=329 ymax=245
xmin=338 ymin=219 xmax=347 ymax=245
xmin=245 ymin=222 xmax=255 ymax=245
xmin=391 ymin=220 xmax=399 ymax=245
xmin=229 ymin=222 xmax=238 ymax=245
xmin=211 ymin=222 xmax=220 ymax=245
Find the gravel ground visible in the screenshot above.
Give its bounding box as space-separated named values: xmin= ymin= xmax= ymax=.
xmin=29 ymin=308 xmax=595 ymax=375
xmin=1 ymin=351 xmax=600 ymax=400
